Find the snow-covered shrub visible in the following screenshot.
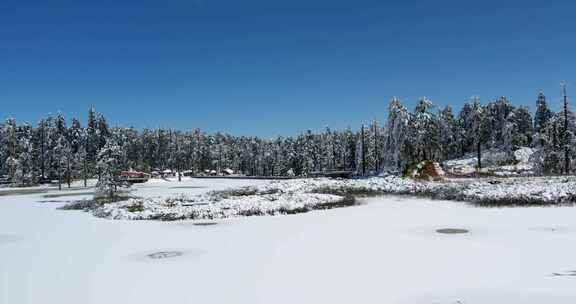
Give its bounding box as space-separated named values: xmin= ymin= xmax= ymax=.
xmin=92 ymin=192 xmax=354 ymax=221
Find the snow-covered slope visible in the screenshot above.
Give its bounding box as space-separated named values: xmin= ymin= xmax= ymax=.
xmin=443 ymin=147 xmax=536 ymax=177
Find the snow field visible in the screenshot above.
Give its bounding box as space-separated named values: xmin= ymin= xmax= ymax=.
xmin=2 ymin=178 xmax=576 ymax=303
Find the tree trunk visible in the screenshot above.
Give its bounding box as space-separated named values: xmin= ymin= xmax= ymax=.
xmin=374 ymin=124 xmax=379 ymax=172
xmin=218 ymin=145 xmax=222 ymax=174
xmin=83 ymin=159 xmax=87 ymax=188
xmin=67 ymin=157 xmax=71 ymax=188
xmin=477 ymin=141 xmax=482 ymax=171
xmin=563 ymin=83 xmax=570 ymax=174
xmin=40 ymin=123 xmax=45 ymax=181
xmin=361 ymin=125 xmax=366 ymax=176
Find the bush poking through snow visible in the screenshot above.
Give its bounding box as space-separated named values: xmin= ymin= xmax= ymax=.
xmin=262 ymin=176 xmax=576 ymax=207
xmin=58 ymin=195 xmax=136 ymax=211
xmin=91 ymin=192 xmax=355 ymax=221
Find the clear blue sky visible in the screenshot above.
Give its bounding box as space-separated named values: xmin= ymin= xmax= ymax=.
xmin=1 ymin=0 xmax=575 ymax=137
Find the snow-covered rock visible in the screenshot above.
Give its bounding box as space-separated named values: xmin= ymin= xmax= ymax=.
xmin=409 ymin=161 xmax=445 ymax=180
xmin=514 ymin=147 xmax=535 ymax=164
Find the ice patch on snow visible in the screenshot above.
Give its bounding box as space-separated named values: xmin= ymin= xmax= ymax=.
xmin=436 ymin=228 xmax=469 ymax=234
xmin=147 ymin=251 xmax=184 ymax=260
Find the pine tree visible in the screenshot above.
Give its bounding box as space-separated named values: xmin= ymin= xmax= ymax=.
xmin=3 ymin=118 xmax=19 ymax=184
xmin=510 ymin=106 xmax=533 ymax=148
xmin=534 ymin=91 xmax=552 ymax=134
xmin=86 ymin=106 xmax=98 ymax=164
xmin=439 ymin=106 xmax=459 ymax=160
xmin=561 ymin=82 xmax=571 ymax=174
xmin=53 ymin=134 xmax=71 ymax=190
xmin=95 ymin=139 xmax=123 ymax=199
xmin=461 ymin=97 xmax=487 ymax=170
xmin=383 ymin=97 xmax=409 ymax=171
xmin=12 ymin=124 xmax=34 ymax=186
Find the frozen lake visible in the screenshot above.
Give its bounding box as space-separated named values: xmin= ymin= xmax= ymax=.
xmin=1 ymin=178 xmax=576 ymax=303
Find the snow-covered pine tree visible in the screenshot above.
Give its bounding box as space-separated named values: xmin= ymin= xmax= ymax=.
xmin=483 ymin=96 xmax=514 ymax=149
xmin=343 ymin=127 xmax=357 ymax=172
xmin=413 ymin=97 xmax=441 ymax=163
xmin=95 ymin=138 xmax=123 ymax=199
xmin=358 ymin=124 xmax=367 ymax=176
xmin=68 ymin=118 xmax=86 ymax=183
xmin=2 ymin=118 xmax=19 ymax=184
xmin=32 ymin=118 xmax=49 ymax=181
xmin=86 ymin=106 xmax=98 ymax=165
xmin=319 ymin=128 xmax=334 ymax=172
xmin=301 ymin=130 xmax=319 ymax=175
xmin=44 ymin=115 xmax=61 ymax=180
xmin=53 ymin=134 xmax=71 ymax=190
xmin=540 ymin=113 xmax=564 ymax=174
xmin=534 ymin=91 xmax=552 ymax=135
xmin=96 ymin=112 xmax=110 ymax=151
xmin=271 ymin=136 xmax=287 ymax=176
xmin=0 ymin=122 xmax=5 ymax=178
xmin=459 ymin=97 xmax=488 ymax=170
xmin=55 ymin=112 xmax=67 ymax=140
xmin=399 ymin=97 xmax=442 ymax=172
xmin=8 ymin=123 xmax=35 ymax=187
xmin=383 ymin=97 xmax=409 ymax=171
xmin=439 ymin=106 xmax=460 ymax=160
xmin=457 ymin=102 xmax=475 ymax=155
xmin=365 ymin=120 xmax=383 ymax=174
xmin=561 ymin=82 xmax=571 ymax=174
xmin=510 ymin=106 xmax=533 ymax=148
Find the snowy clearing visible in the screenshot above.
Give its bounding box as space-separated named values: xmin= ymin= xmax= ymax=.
xmin=2 ymin=178 xmax=576 ymax=303
xmin=62 ymin=175 xmax=576 ymax=221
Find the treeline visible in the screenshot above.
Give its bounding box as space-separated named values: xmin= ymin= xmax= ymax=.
xmin=385 ymin=91 xmax=574 ymax=174
xmin=0 ymin=91 xmax=574 ymax=186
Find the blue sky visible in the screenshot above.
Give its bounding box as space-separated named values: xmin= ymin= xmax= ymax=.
xmin=1 ymin=0 xmax=575 ymax=137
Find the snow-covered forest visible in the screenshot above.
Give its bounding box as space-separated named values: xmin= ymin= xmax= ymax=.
xmin=1 ymin=91 xmax=574 ymax=186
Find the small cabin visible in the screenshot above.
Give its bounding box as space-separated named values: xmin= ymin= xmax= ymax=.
xmin=119 ymin=171 xmax=150 ymax=183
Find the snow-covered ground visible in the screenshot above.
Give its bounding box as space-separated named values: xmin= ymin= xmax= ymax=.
xmin=2 ymin=178 xmax=576 ymax=303
xmin=443 ymin=147 xmax=536 ymax=177
xmin=69 ymin=175 xmax=576 ymax=222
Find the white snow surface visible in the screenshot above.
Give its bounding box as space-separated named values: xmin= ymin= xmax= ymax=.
xmin=2 ymin=178 xmax=576 ymax=303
